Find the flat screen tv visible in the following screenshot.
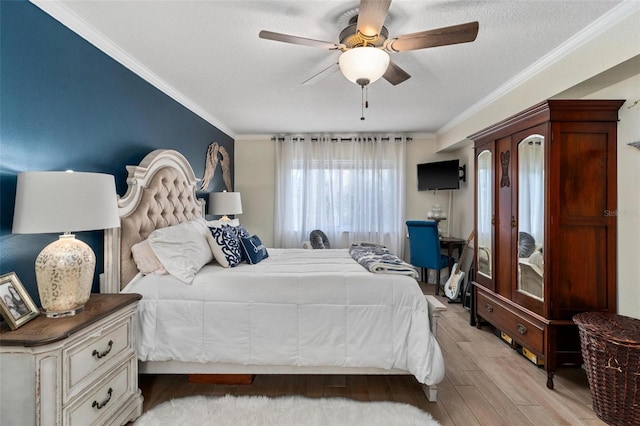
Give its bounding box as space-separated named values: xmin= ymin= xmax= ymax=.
xmin=417 ymin=159 xmax=461 ymax=191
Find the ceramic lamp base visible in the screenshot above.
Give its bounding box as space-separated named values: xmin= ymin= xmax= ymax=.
xmin=35 ymin=234 xmax=95 ymax=317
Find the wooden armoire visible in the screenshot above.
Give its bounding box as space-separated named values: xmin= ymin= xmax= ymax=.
xmin=469 ymin=99 xmax=623 ymax=389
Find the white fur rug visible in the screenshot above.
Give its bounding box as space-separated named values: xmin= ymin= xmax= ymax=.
xmin=134 ymin=394 xmax=440 ymax=426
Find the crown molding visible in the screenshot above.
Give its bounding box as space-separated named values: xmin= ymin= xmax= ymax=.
xmin=407 ymin=132 xmax=437 ymax=141
xmin=234 ymin=134 xmax=274 ymax=141
xmin=438 ymin=0 xmax=640 ymax=136
xmin=30 ymin=0 xmax=236 ymax=139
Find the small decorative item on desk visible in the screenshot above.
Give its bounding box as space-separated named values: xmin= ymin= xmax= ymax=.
xmin=0 ymin=272 xmax=39 ymax=330
xmin=427 ymin=204 xmax=447 ymax=238
xmin=12 ymin=171 xmax=120 ymax=318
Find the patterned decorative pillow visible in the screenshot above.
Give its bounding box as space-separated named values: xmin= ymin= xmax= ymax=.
xmin=239 ymin=235 xmax=269 ymax=265
xmin=232 ymin=225 xmax=252 ymax=261
xmin=233 ymin=225 xmax=251 ymax=239
xmin=208 ymin=225 xmax=242 ymax=267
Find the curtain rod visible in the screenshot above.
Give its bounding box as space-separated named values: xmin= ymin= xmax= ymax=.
xmin=271 ymin=136 xmax=412 ymax=142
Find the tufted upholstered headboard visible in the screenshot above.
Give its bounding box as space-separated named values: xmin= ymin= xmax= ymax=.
xmin=103 ymin=149 xmax=205 ymax=292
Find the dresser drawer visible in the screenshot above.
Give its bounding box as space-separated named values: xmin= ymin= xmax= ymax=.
xmin=476 ymin=291 xmax=544 ymax=354
xmin=64 ymin=314 xmax=133 ymax=401
xmin=63 ymin=355 xmax=136 ymax=426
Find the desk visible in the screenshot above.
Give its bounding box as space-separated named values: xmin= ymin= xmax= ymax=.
xmin=440 ymin=236 xmax=466 ymax=272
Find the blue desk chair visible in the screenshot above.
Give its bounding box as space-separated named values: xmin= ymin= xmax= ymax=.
xmin=406 ymin=220 xmax=451 ymax=295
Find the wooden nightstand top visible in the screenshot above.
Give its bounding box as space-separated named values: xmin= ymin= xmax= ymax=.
xmin=0 ymin=293 xmax=141 ymax=347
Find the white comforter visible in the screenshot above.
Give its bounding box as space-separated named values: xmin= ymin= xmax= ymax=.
xmin=122 ymin=249 xmax=445 ymax=385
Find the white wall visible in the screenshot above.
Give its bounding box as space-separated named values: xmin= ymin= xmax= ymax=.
xmin=403 ymin=137 xmax=475 ymax=257
xmin=234 ymin=137 xmax=276 ymax=247
xmin=584 ymin=74 xmax=640 ymax=319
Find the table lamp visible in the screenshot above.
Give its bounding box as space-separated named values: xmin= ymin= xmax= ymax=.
xmin=12 ymin=171 xmax=120 ymax=318
xmin=209 ymin=191 xmax=242 ymax=222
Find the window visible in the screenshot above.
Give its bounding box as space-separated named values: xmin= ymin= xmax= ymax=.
xmin=275 ymin=135 xmax=407 ymax=256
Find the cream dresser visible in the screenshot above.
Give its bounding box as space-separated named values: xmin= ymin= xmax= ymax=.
xmin=0 ymin=293 xmax=143 ymax=425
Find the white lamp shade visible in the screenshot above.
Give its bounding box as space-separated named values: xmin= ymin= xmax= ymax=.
xmin=209 ymin=191 xmax=243 ymax=216
xmin=12 ymin=171 xmax=120 ymax=234
xmin=338 ymin=47 xmax=390 ymax=86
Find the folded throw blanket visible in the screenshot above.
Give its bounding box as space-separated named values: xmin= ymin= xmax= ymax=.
xmin=349 ymin=242 xmax=418 ymax=278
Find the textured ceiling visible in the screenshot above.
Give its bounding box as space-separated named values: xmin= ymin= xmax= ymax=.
xmin=41 ymin=1 xmax=623 ymax=137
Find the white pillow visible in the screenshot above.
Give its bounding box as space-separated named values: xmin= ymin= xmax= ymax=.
xmin=147 ymin=218 xmax=213 ymax=283
xmin=131 ymin=239 xmax=168 ymax=275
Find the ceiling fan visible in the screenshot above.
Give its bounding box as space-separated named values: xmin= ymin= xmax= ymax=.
xmin=259 ymin=0 xmax=479 ymax=88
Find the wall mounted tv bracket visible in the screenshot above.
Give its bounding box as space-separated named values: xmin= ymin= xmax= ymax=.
xmin=459 ymin=164 xmax=466 ymax=183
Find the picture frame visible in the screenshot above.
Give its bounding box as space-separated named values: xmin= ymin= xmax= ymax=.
xmin=0 ymin=272 xmax=39 ymax=330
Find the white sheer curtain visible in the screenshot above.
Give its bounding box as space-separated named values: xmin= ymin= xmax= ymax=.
xmin=476 ymin=150 xmax=493 ymax=252
xmin=274 ymin=135 xmax=407 ymax=256
xmin=518 ymin=137 xmax=545 ymax=243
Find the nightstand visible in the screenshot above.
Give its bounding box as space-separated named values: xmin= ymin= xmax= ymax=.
xmin=0 ymin=293 xmax=143 ymax=426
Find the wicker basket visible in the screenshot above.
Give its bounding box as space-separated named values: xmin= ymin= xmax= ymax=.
xmin=573 ymin=312 xmax=640 ymax=426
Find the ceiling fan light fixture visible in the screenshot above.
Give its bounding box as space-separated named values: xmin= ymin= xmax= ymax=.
xmin=338 ymin=47 xmax=390 ymax=86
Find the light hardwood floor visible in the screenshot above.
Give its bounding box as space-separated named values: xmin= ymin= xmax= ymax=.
xmin=135 ymin=284 xmax=604 ymax=425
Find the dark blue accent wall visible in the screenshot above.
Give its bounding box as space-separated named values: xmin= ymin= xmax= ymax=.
xmin=0 ymin=0 xmax=234 ymax=305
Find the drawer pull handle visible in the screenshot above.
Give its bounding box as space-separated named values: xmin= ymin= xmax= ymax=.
xmin=485 ymin=304 xmax=493 ymax=313
xmin=92 ymin=340 xmax=113 ymax=359
xmin=517 ymin=323 xmax=528 ymax=335
xmin=92 ymin=388 xmax=112 ymax=410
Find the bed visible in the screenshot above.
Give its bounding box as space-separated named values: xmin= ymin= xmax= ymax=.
xmin=102 ymin=149 xmax=446 ymax=401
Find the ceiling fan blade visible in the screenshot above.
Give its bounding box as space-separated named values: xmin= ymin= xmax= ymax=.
xmin=302 ymin=62 xmax=339 ymax=85
xmin=383 ymin=61 xmax=411 ymax=86
xmin=259 ymin=30 xmax=343 ymax=50
xmin=387 ymin=21 xmax=479 ymax=52
xmin=356 ymin=0 xmax=392 ymax=40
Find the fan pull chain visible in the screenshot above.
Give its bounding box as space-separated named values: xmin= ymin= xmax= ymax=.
xmin=360 ymin=85 xmax=370 ymax=121
xmin=361 ymin=85 xmax=365 ymax=120
xmin=366 ymin=85 xmax=369 ymax=109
